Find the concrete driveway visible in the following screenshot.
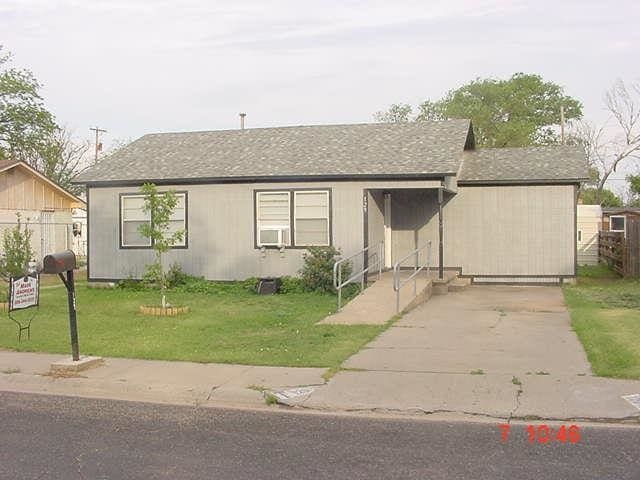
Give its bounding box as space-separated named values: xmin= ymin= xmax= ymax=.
xmin=344 ymin=285 xmax=592 ymax=375
xmin=287 ymin=285 xmax=640 ymax=420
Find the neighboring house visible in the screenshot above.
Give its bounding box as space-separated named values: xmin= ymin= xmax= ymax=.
xmin=71 ymin=207 xmax=87 ymax=257
xmin=74 ymin=121 xmax=588 ymax=284
xmin=602 ymin=207 xmax=640 ymax=236
xmin=576 ymin=204 xmax=602 ymax=265
xmin=0 ymin=160 xmax=86 ymax=261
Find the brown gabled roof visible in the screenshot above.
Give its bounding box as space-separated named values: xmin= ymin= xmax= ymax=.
xmin=0 ymin=159 xmax=20 ymax=170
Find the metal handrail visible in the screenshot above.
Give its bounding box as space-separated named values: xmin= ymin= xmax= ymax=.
xmin=333 ymin=241 xmax=384 ymax=311
xmin=392 ymin=241 xmax=432 ymax=313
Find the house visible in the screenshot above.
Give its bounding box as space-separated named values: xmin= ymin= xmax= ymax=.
xmin=576 ymin=204 xmax=602 ymax=265
xmin=0 ymin=160 xmax=86 ymax=260
xmin=71 ymin=207 xmax=87 ymax=257
xmin=602 ymin=207 xmax=640 ymax=236
xmin=73 ymin=121 xmax=588 ymax=284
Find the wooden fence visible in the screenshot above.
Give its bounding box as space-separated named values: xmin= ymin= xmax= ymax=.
xmin=599 ymin=218 xmax=640 ymax=277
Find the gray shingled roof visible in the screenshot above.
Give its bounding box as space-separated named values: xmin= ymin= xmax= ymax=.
xmin=458 ymin=145 xmax=589 ymax=184
xmin=74 ymin=120 xmax=472 ymax=184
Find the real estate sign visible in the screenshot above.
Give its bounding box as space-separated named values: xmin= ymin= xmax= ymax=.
xmin=9 ymin=274 xmax=40 ymax=311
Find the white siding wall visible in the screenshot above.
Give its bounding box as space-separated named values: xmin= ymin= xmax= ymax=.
xmin=88 ymin=182 xmax=577 ymax=280
xmin=389 ymin=185 xmax=576 ymax=277
xmin=577 ymin=205 xmax=602 ymax=265
xmin=88 ymin=180 xmax=439 ymax=281
xmin=367 ymin=190 xmax=385 ymax=264
xmin=443 ymin=185 xmax=576 ymax=276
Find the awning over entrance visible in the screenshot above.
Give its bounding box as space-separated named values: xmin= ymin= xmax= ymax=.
xmin=365 ymin=187 xmax=455 ymax=280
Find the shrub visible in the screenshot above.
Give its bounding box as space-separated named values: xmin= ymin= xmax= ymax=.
xmin=300 ymin=246 xmax=351 ymax=293
xmin=0 ymin=213 xmax=34 ymax=280
xmin=279 ymin=276 xmax=305 ymax=294
xmin=117 ymin=276 xmax=147 ymax=290
xmin=240 ymin=277 xmax=259 ymax=293
xmin=166 ymin=262 xmax=189 ymax=288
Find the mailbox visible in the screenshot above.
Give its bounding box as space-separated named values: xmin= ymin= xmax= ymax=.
xmin=43 ymin=250 xmax=77 ymax=274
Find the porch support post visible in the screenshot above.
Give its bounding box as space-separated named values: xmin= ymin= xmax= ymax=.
xmin=438 ymin=187 xmax=444 ymax=280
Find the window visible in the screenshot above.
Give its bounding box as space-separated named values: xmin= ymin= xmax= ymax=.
xmin=121 ymin=195 xmax=151 ymax=247
xmin=256 ymin=191 xmax=291 ymax=246
xmin=120 ymin=192 xmax=187 ymax=248
xmin=255 ymin=189 xmax=331 ymax=247
xmin=610 ymin=215 xmax=625 ymax=233
xmin=294 ymin=190 xmax=330 ymax=246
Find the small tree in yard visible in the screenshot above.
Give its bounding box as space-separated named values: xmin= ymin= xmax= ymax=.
xmin=138 ymin=183 xmax=185 ymax=309
xmin=0 ymin=214 xmax=34 ymax=300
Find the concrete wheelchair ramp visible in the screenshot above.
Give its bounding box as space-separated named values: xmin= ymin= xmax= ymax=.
xmin=318 ymin=271 xmax=432 ymax=325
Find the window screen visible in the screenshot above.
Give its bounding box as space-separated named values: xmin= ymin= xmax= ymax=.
xmin=294 ymin=191 xmax=330 ymax=246
xmin=121 ymin=196 xmax=151 ymax=246
xmin=121 ymin=193 xmax=187 ymax=247
xmin=256 ymin=191 xmax=291 ymax=246
xmin=167 ymin=194 xmax=187 ymax=246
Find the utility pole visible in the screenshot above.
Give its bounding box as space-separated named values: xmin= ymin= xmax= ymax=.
xmin=560 ymin=105 xmax=565 ymax=145
xmin=90 ymin=126 xmax=107 ymax=163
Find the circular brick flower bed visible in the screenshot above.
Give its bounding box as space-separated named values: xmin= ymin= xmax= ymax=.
xmin=139 ymin=305 xmax=189 ymax=316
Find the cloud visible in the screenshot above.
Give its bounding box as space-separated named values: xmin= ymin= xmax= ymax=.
xmin=1 ymin=0 xmax=639 ymax=144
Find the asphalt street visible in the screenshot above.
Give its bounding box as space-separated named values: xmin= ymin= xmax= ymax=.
xmin=0 ymin=391 xmax=638 ymax=480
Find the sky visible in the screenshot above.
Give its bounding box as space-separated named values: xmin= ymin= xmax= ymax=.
xmin=2 ymin=0 xmax=639 ymax=190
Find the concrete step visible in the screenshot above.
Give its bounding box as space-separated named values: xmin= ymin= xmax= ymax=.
xmin=448 ymin=277 xmax=471 ymax=292
xmin=432 ymin=284 xmax=450 ymax=295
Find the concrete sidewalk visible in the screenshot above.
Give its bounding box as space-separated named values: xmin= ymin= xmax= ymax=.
xmin=0 ymin=350 xmax=325 ymax=409
xmin=3 ymin=282 xmax=640 ymax=424
xmin=1 ymin=348 xmax=639 ymax=422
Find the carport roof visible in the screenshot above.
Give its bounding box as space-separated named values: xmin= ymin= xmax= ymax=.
xmin=458 ymin=145 xmax=589 ymax=184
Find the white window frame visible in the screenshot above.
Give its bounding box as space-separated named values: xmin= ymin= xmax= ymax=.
xmin=120 ymin=192 xmax=187 ymax=248
xmin=610 ymin=215 xmax=626 ymax=233
xmin=121 ymin=194 xmax=151 ymax=248
xmin=256 ymin=191 xmax=291 ymax=247
xmin=293 ymin=190 xmax=331 ymax=247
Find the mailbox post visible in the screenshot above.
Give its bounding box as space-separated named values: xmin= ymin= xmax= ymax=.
xmin=43 ymin=250 xmax=79 ymax=361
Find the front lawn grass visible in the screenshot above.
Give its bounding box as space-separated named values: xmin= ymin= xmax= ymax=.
xmin=0 ymin=283 xmax=383 ymax=369
xmin=564 ymin=265 xmax=640 ymax=379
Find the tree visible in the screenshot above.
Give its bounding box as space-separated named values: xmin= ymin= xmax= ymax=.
xmin=374 ymin=103 xmax=412 ymax=123
xmin=0 ymin=213 xmax=34 ymax=281
xmin=579 ymin=187 xmax=623 ymax=207
xmin=375 ymin=73 xmax=583 ymax=147
xmin=0 ymin=46 xmax=88 ymax=193
xmin=36 ymin=127 xmax=89 ymax=195
xmin=0 ymin=46 xmax=57 ymax=164
xmin=627 ymin=174 xmax=640 ymax=207
xmin=138 ymin=183 xmax=185 ymax=309
xmin=572 ymin=79 xmax=640 ymax=204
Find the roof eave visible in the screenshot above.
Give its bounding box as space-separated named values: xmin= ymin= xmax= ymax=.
xmin=76 ymin=172 xmax=457 ymax=187
xmin=2 ymin=161 xmax=86 ymax=207
xmin=458 ymin=177 xmax=588 ymax=186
